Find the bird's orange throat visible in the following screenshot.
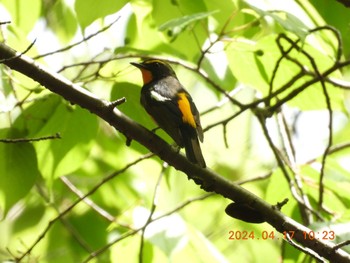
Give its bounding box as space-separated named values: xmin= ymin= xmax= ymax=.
xmin=140 ymin=69 xmax=153 ymax=85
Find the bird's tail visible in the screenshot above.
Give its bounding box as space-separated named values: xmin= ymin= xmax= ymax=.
xmin=182 ymin=128 xmax=206 ymax=168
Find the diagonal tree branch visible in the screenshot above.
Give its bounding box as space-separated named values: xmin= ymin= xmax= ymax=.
xmin=0 ymin=43 xmax=349 ymax=262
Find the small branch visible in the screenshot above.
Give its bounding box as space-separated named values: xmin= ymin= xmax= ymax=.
xmin=318 ymin=82 xmax=333 ymax=211
xmin=154 ymin=193 xmax=214 ymax=221
xmin=139 ymin=163 xmax=166 ymax=263
xmin=15 ymin=153 xmax=153 ymax=261
xmin=265 ymin=35 xmax=350 ymax=113
xmin=60 ymin=176 xmax=116 ymax=223
xmin=335 ymin=0 xmax=350 ymax=8
xmin=277 ymin=112 xmax=313 ymax=225
xmin=201 ymin=86 xmax=243 ymax=115
xmin=83 ymin=193 xmax=213 ymax=262
xmin=0 ymin=133 xmax=61 ymax=143
xmin=222 ymin=123 xmax=229 ymax=148
xmin=269 ymin=35 xmax=301 ymax=105
xmin=309 ymin=26 xmax=343 ymax=62
xmin=277 ymin=32 xmax=334 ymax=212
xmin=0 ymin=21 xmax=11 ymax=25
xmin=328 ymin=142 xmax=350 ymax=154
xmin=255 ymin=110 xmax=308 ymax=211
xmin=83 ymin=228 xmax=141 ymax=263
xmin=325 ymin=77 xmax=350 ymax=89
xmin=273 ymin=198 xmax=289 ymax=210
xmin=284 ymin=232 xmax=327 ymax=262
xmin=106 ymin=97 xmax=127 ymax=110
xmin=235 ymin=171 xmax=272 ymax=185
xmin=204 ymin=108 xmax=243 ymax=133
xmin=0 ymin=39 xmax=36 ymax=63
xmin=332 ymin=240 xmax=350 ymax=252
xmin=33 ymin=17 xmax=120 ymax=59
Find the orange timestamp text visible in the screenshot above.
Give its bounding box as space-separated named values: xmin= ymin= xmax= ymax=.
xmin=228 ymin=230 xmax=336 ymax=241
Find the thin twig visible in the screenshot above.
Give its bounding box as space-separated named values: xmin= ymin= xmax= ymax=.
xmin=0 ymin=133 xmax=61 ymax=143
xmin=33 ymin=16 xmax=120 ymax=59
xmin=138 ymin=162 xmax=166 ymax=263
xmin=276 ymin=111 xmax=312 ymax=225
xmin=277 ymin=33 xmax=334 ymax=211
xmin=255 ymin=111 xmax=311 ymax=213
xmin=332 ymin=240 xmax=350 ymax=252
xmin=0 ymin=39 xmax=36 ymax=63
xmin=83 ymin=193 xmax=213 ymax=262
xmin=60 ymin=176 xmax=116 ymax=222
xmin=284 ymin=232 xmax=327 ymax=262
xmin=269 ymin=35 xmax=301 ymax=105
xmin=16 ymin=153 xmax=154 ymax=261
xmin=309 ymin=26 xmax=343 ymax=63
xmin=318 ymin=83 xmax=333 ymax=211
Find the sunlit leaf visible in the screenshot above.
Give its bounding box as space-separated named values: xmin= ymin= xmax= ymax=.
xmin=265 ymin=168 xmax=298 ymax=219
xmin=46 ymin=0 xmax=78 ymax=43
xmin=133 ymin=207 xmax=188 ymax=257
xmin=248 ymin=4 xmax=309 ymax=40
xmin=186 ymin=226 xmax=230 ymax=262
xmin=34 ymin=104 xmax=98 ymax=183
xmin=159 ymin=10 xmax=218 ymax=38
xmin=0 ymin=140 xmax=39 ymax=214
xmin=309 ymin=0 xmax=350 ymax=57
xmin=0 ymin=0 xmax=41 ymax=34
xmin=11 ymin=96 xmax=98 ymax=189
xmin=227 ymin=34 xmax=345 ymax=110
xmin=74 ymin=0 xmax=128 ymax=29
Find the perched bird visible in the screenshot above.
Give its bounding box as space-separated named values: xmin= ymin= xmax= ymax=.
xmin=131 ymin=59 xmax=206 ymax=168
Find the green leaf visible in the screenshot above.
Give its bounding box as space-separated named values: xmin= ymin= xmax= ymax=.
xmin=13 ymin=95 xmax=98 ymax=186
xmin=46 ymin=0 xmax=78 ymax=43
xmin=74 ymin=0 xmax=128 ymax=29
xmin=67 ymin=210 xmax=109 ymax=250
xmin=226 ymin=38 xmax=271 ymax=93
xmin=227 ymin=35 xmax=345 ymax=110
xmin=309 ymin=0 xmax=350 ymax=57
xmin=159 ymin=10 xmax=218 ymax=38
xmin=322 ymin=157 xmax=350 ymax=206
xmin=12 ymin=95 xmax=61 ymax=136
xmin=111 ymin=82 xmax=150 ymax=127
xmin=186 ymin=226 xmax=228 ymax=262
xmin=126 ymin=2 xmax=164 ymax=52
xmin=265 ymin=168 xmax=299 ymax=218
xmin=300 ymin=164 xmax=348 ymax=219
xmin=126 ymin=0 xmax=210 ymax=60
xmin=203 ymin=0 xmax=239 ymax=32
xmin=133 ymin=207 xmax=187 ymax=257
xmin=282 ymin=241 xmax=307 ymax=263
xmin=140 ymin=240 xmax=154 ymax=263
xmin=34 ymin=104 xmax=98 ymax=183
xmin=0 ymin=140 xmax=39 ymax=215
xmin=248 ymin=4 xmax=309 ymax=40
xmin=0 ymin=0 xmax=41 ymax=34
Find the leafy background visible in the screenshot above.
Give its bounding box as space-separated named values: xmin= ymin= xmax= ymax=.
xmin=0 ymin=0 xmax=350 ymax=262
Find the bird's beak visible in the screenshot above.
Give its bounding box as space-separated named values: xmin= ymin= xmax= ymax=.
xmin=130 ymin=62 xmax=146 ymax=69
xmin=130 ymin=62 xmax=153 ymax=84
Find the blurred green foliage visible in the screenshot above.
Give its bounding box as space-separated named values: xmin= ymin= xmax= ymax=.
xmin=0 ymin=0 xmax=350 ymax=262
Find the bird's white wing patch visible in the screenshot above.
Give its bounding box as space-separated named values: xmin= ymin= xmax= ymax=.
xmin=150 ymin=90 xmax=171 ymax=102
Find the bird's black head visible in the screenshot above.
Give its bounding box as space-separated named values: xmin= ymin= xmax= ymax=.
xmin=131 ymin=59 xmax=177 ymax=84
